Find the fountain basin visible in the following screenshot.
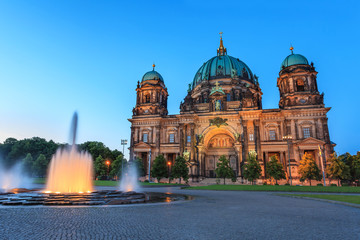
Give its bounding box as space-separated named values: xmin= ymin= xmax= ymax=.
xmin=0 ymin=190 xmax=190 ymax=206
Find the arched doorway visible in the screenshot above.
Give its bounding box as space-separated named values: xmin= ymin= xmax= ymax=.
xmin=204 ymin=133 xmax=237 ymax=178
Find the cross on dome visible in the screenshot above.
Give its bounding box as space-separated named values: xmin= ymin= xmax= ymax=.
xmin=217 ymin=32 xmax=227 ymax=56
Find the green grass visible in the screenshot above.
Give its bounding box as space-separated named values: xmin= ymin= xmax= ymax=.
xmin=184 ymin=185 xmax=360 ymax=193
xmin=32 ymin=178 xmax=182 ymax=187
xmin=280 ymin=194 xmax=360 ymax=205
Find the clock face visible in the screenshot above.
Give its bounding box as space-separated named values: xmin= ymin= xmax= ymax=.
xmin=300 ymin=99 xmax=306 ymax=104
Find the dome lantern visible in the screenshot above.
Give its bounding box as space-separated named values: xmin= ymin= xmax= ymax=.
xmin=217 ymin=32 xmax=227 ymax=56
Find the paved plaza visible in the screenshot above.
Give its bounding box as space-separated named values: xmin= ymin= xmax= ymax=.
xmin=0 ymin=187 xmax=359 ymax=240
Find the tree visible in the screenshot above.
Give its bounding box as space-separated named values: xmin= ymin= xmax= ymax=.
xmin=242 ymin=151 xmax=262 ymax=185
xmin=133 ymin=157 xmax=146 ymax=177
xmin=336 ymin=152 xmax=360 ymax=186
xmin=151 ymin=154 xmax=168 ymax=182
xmin=266 ymin=155 xmax=286 ymax=184
xmin=22 ymin=153 xmax=34 ymax=175
xmin=298 ymin=152 xmax=322 ymax=186
xmin=32 ymin=154 xmax=48 ymax=177
xmin=326 ymin=153 xmax=351 ymax=186
xmin=350 ymin=155 xmax=360 ymax=186
xmin=109 ymin=154 xmax=126 ymax=180
xmin=94 ymin=155 xmax=107 ymax=179
xmin=80 ymin=141 xmax=113 ymax=162
xmin=171 ymin=156 xmax=189 ymax=184
xmin=215 ymin=155 xmax=235 ymax=185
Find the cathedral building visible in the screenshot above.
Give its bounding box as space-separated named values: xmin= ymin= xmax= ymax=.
xmin=129 ymin=36 xmax=334 ymax=182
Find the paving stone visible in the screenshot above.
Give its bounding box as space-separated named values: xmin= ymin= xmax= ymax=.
xmin=1 ymin=187 xmax=359 ymax=239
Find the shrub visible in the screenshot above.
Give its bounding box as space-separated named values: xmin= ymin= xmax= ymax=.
xmin=317 ymin=183 xmax=323 ymax=186
xmin=330 ymin=183 xmax=337 ymax=187
xmin=275 ymin=183 xmax=279 ymax=186
xmin=144 ymin=180 xmax=149 ymax=183
xmin=215 ymin=178 xmax=220 ymax=185
xmin=284 ymin=183 xmax=290 ymax=186
xmin=263 ymin=182 xmax=267 ymax=185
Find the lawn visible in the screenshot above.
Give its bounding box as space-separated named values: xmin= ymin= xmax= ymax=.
xmin=184 ymin=185 xmax=360 ymax=193
xmin=32 ymin=178 xmax=182 ymax=187
xmin=280 ymin=194 xmax=360 ymax=205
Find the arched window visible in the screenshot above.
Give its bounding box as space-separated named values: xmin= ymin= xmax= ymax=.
xmin=145 ymin=94 xmax=150 ymax=103
xmin=296 ymin=79 xmax=305 ymax=92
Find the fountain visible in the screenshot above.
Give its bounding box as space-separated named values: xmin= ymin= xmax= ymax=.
xmin=120 ymin=162 xmax=140 ymax=192
xmin=0 ymin=112 xmax=190 ymax=206
xmin=45 ymin=112 xmax=93 ymax=194
xmin=0 ymin=162 xmax=32 ymax=192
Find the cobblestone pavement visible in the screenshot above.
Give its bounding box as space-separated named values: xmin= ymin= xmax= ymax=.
xmin=0 ymin=187 xmax=359 ymax=240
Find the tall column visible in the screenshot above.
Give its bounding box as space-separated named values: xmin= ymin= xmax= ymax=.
xmin=190 ymin=123 xmax=195 ymax=161
xmin=290 ymin=119 xmax=296 ymax=140
xmin=235 ymin=143 xmax=242 ymax=176
xmin=254 ymin=120 xmax=261 ymax=163
xmin=279 ymin=121 xmax=284 ymax=139
xmin=264 ymin=152 xmax=269 ymax=178
xmin=242 ymin=120 xmax=248 ymax=164
xmin=296 ymin=120 xmax=301 ymax=139
xmin=134 ymin=127 xmax=139 ymax=142
xmin=198 ymin=146 xmax=205 ymax=177
xmin=317 ymin=118 xmax=324 ymax=140
xmin=311 ymin=121 xmax=316 ymax=138
xmin=179 ymin=123 xmax=184 ymax=154
xmin=130 ymin=126 xmax=135 ymax=161
xmin=137 ymin=127 xmax=140 ymax=143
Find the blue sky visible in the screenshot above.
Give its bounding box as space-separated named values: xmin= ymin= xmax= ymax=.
xmin=0 ymin=0 xmax=359 ymax=157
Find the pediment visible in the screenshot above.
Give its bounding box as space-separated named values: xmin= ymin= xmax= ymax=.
xmin=295 ymin=137 xmax=325 ymax=146
xmin=133 ymin=142 xmax=152 ymax=148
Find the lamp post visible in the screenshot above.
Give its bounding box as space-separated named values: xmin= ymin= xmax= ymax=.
xmin=318 ymin=145 xmax=326 ymax=186
xmin=121 ymin=139 xmax=128 ymax=177
xmin=283 ymin=135 xmax=293 ymax=185
xmin=105 ymin=160 xmax=110 ymax=180
xmin=148 ymin=149 xmax=152 ymax=182
xmin=167 ymin=161 xmax=172 ymax=183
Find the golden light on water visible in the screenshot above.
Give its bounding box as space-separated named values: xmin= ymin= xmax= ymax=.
xmin=45 ymin=146 xmax=93 ymax=194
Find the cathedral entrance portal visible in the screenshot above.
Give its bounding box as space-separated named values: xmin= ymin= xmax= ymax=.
xmin=203 ymin=133 xmax=238 ymax=178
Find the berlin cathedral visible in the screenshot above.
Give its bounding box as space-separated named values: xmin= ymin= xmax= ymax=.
xmin=129 ymin=35 xmax=334 ymax=182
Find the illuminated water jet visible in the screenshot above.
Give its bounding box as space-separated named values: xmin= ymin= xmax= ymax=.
xmin=120 ymin=162 xmax=140 ymax=192
xmin=45 ymin=112 xmax=93 ymax=193
xmin=0 ymin=162 xmax=32 ymax=192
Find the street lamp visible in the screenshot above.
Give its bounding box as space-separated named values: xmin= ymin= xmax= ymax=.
xmin=105 ymin=160 xmax=111 ymax=179
xmin=167 ymin=161 xmax=172 ymax=184
xmin=121 ymin=139 xmax=128 ymax=177
xmin=283 ymin=135 xmax=293 ymax=185
xmin=148 ymin=149 xmax=152 ymax=182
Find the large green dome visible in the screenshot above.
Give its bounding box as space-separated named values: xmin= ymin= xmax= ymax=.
xmin=281 ymin=53 xmax=308 ymax=69
xmin=192 ymin=55 xmax=254 ymax=90
xmin=191 ymin=36 xmax=255 ymax=90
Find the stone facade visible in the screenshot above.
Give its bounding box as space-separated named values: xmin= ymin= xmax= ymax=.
xmin=129 ymin=39 xmax=334 ymax=181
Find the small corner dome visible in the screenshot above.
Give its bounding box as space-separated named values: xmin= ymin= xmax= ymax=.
xmin=281 ymin=53 xmax=309 ymax=69
xmin=141 ymin=70 xmax=164 ymax=82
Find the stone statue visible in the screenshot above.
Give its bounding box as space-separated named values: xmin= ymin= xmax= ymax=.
xmin=215 ymin=100 xmax=221 ymax=111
